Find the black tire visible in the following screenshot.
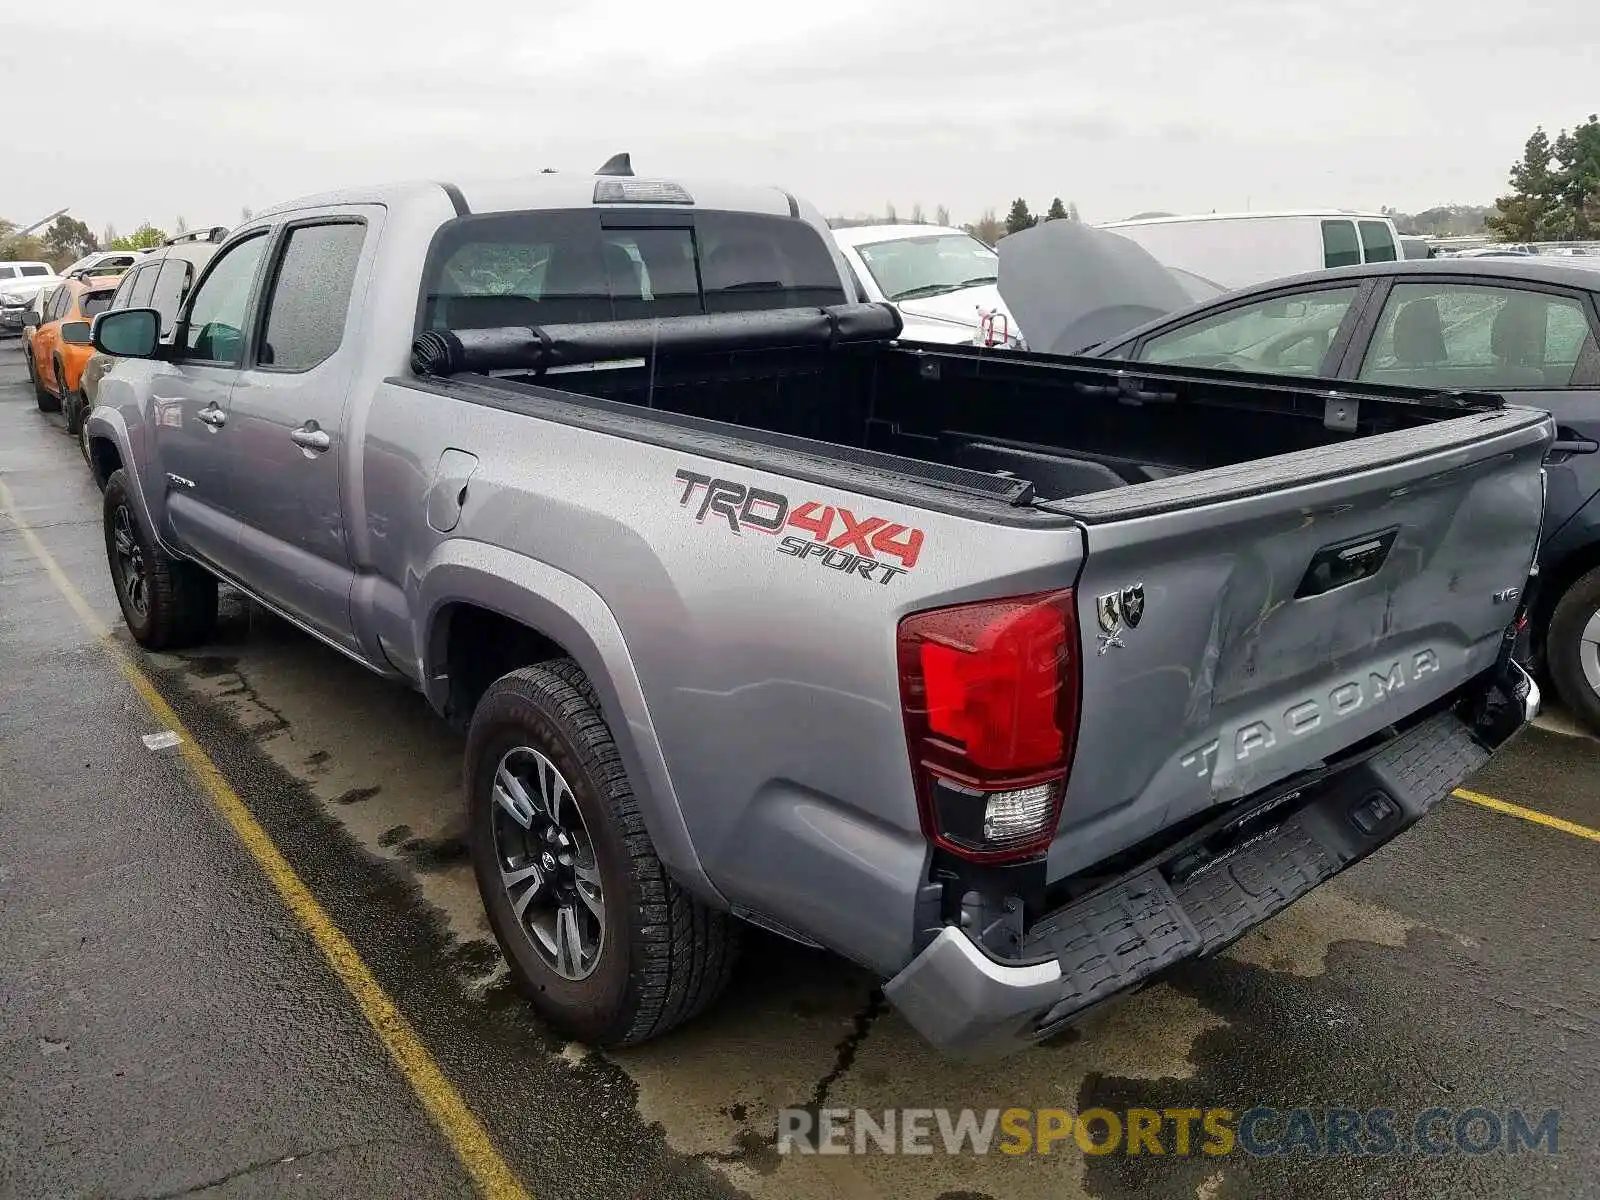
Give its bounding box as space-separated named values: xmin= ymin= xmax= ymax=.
xmin=64 ymin=388 xmax=86 ymax=436
xmin=103 ymin=469 xmax=218 ymax=650
xmin=1546 ymin=565 xmax=1600 ymax=736
xmin=466 ymin=659 xmax=741 ymax=1046
xmin=32 ymin=354 xmax=59 ymax=412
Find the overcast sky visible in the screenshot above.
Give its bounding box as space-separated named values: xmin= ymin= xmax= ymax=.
xmin=3 ymin=0 xmax=1595 ymax=236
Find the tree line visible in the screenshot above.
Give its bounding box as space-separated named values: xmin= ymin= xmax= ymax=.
xmin=828 ymin=197 xmax=1082 ymax=246
xmin=0 ymin=209 xmax=254 ymax=271
xmin=1485 ymin=113 xmax=1600 ymax=241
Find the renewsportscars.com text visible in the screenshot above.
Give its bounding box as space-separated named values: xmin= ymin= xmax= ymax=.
xmin=777 ymin=1106 xmax=1561 ymax=1157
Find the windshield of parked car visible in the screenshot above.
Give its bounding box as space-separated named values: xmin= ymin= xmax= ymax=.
xmin=421 ymin=208 xmax=847 ymax=331
xmin=853 ymin=233 xmax=999 ymax=302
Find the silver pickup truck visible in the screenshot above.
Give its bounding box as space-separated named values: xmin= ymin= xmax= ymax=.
xmin=85 ymin=165 xmax=1549 ymax=1059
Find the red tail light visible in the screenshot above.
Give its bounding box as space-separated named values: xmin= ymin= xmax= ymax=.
xmin=897 ymin=589 xmax=1082 ymax=863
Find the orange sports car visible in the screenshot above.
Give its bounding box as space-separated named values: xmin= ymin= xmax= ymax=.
xmin=24 ymin=275 xmax=121 ymax=431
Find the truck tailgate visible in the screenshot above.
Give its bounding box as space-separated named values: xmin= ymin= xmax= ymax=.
xmin=1050 ymin=406 xmax=1552 ymax=881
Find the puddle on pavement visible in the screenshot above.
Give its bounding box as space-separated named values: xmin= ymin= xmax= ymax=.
xmin=150 ymin=602 xmax=502 ymax=989
xmin=146 ymin=598 xmax=1441 ymax=1200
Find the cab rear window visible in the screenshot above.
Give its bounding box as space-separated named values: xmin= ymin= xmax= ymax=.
xmin=420 ymin=208 xmax=846 ymax=332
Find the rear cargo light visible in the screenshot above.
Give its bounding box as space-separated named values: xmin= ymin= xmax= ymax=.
xmin=897 ymin=590 xmax=1081 ymax=863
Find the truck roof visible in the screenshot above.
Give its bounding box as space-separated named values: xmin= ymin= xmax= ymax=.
xmin=252 ymin=172 xmax=805 ymax=221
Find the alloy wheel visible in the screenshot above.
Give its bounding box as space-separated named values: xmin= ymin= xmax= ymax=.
xmin=490 ymin=745 xmax=605 ymax=981
xmin=1581 ymin=608 xmax=1600 ymax=700
xmin=111 ymin=503 xmax=149 ymax=618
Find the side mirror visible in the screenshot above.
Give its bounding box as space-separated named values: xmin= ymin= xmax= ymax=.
xmin=20 ymin=311 xmax=39 ymax=328
xmin=60 ymin=320 xmax=92 ymax=345
xmin=1262 ymin=300 xmax=1308 ymax=320
xmin=91 ymin=308 xmax=161 ymax=359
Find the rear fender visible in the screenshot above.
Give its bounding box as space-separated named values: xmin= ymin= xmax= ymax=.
xmin=416 ymin=539 xmax=724 ymax=907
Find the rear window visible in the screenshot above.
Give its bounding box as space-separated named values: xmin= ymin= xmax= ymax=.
xmin=420 ymin=208 xmax=847 ymax=332
xmin=1358 ymin=220 xmax=1397 ymax=263
xmin=81 ymin=290 xmax=116 ymax=319
xmin=1321 ymin=220 xmax=1360 ymax=269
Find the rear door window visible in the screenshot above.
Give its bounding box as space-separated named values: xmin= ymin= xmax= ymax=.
xmin=1321 ymin=220 xmax=1360 ymax=268
xmin=255 ymin=221 xmax=366 ymax=371
xmin=421 ymin=208 xmax=846 ymax=330
xmin=21 ymin=265 xmax=50 ymax=277
xmin=1358 ymin=220 xmax=1398 ymax=263
xmin=1356 ymin=281 xmax=1599 ymax=389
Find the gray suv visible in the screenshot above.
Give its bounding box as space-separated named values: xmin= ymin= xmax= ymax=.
xmin=76 ymin=228 xmax=228 ymax=452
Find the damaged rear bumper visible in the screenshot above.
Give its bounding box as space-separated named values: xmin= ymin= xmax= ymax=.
xmin=884 ymin=659 xmax=1539 ymax=1060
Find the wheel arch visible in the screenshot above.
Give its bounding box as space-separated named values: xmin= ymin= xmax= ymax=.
xmin=418 ymin=542 xmax=725 ymax=907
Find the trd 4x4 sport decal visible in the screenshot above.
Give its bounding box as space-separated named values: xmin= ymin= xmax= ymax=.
xmin=674 ymin=469 xmax=924 ymax=586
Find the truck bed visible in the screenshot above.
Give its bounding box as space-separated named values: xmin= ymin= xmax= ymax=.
xmin=408 ymin=303 xmax=1536 ymax=523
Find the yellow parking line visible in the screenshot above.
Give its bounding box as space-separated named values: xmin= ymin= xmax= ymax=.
xmin=1453 ymin=788 xmax=1600 ymax=844
xmin=0 ymin=479 xmax=530 ymax=1200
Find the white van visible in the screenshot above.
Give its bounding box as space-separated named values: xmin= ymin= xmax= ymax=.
xmin=1095 ymin=210 xmax=1403 ymax=291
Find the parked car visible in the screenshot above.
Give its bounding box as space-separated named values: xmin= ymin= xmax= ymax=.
xmin=0 ymin=259 xmax=55 ymax=284
xmin=18 ymin=284 xmax=58 ymax=364
xmin=1399 ymin=235 xmax=1437 ymax=260
xmin=0 ymin=262 xmax=62 ymax=334
xmin=832 ymin=223 xmax=1025 ymax=346
xmin=1082 ymin=256 xmax=1600 ymax=734
xmin=77 ymin=228 xmax=229 ymax=463
xmin=20 ymin=277 xmax=120 ymax=422
xmin=61 ymin=249 xmax=146 ymax=280
xmin=87 ymin=166 xmax=1545 ymax=1059
xmin=1096 ymin=210 xmax=1406 ymax=291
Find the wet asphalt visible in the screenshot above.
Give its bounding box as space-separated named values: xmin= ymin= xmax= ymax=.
xmin=1 ymin=340 xmax=1597 ymax=1200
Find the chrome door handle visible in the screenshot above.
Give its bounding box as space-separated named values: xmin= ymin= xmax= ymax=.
xmin=290 ymin=422 xmax=331 ymax=452
xmin=197 ymin=406 xmax=226 ymax=428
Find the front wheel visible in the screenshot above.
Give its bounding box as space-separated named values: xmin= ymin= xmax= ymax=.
xmin=102 ymin=470 xmax=218 ymax=650
xmin=466 ymin=659 xmax=741 ymax=1046
xmin=1546 ymin=566 xmax=1600 ymax=736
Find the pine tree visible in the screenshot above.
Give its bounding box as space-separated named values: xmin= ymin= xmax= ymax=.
xmin=1045 ymin=197 xmax=1069 ymax=221
xmin=1004 ymin=198 xmax=1037 ymax=235
xmin=1486 ymin=128 xmax=1561 ymax=242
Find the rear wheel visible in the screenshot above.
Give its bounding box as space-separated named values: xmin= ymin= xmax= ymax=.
xmin=32 ymin=353 xmax=59 ymax=412
xmin=466 ymin=659 xmax=741 ymax=1046
xmin=103 ymin=469 xmax=218 ymax=650
xmin=1546 ymin=566 xmax=1600 ymax=736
